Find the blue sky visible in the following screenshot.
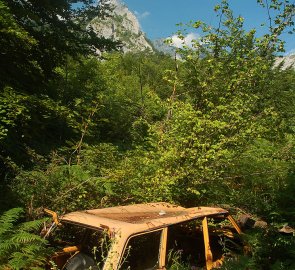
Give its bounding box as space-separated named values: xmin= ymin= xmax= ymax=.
xmin=123 ymin=0 xmax=295 ymax=55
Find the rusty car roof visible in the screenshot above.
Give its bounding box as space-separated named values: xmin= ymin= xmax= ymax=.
xmin=61 ymin=202 xmax=228 ymax=233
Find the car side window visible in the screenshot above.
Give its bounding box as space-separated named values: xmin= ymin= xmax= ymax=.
xmin=166 ymin=220 xmax=206 ymax=268
xmin=165 ymin=218 xmax=239 ymax=268
xmin=48 ymin=223 xmax=111 ymax=269
xmin=120 ymin=230 xmax=162 ymax=270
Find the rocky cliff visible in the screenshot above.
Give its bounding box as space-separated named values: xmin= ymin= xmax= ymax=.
xmin=152 ymin=38 xmax=176 ymax=56
xmin=275 ymin=54 xmax=295 ymax=69
xmin=90 ymin=0 xmax=153 ymax=52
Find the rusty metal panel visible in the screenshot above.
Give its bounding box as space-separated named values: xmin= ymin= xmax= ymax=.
xmin=227 ymin=215 xmax=242 ymax=234
xmin=159 ymin=227 xmax=168 ymax=268
xmin=61 ymin=203 xmax=229 ymax=234
xmin=202 ymin=217 xmax=213 ymax=270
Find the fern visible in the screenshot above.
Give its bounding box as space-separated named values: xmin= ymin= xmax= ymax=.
xmin=11 ymin=231 xmax=45 ymax=244
xmin=0 ymin=208 xmax=23 ymax=237
xmin=0 ymin=208 xmax=51 ymax=270
xmin=19 ymin=218 xmax=46 ymax=232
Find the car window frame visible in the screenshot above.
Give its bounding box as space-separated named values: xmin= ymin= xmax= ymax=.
xmin=116 ymin=214 xmax=242 ymax=270
xmin=119 ymin=228 xmax=166 ymax=270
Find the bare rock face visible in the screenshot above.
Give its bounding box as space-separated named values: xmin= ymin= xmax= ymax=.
xmin=90 ymin=0 xmax=153 ymax=52
xmin=238 ymin=214 xmax=256 ymax=229
xmin=254 ymin=220 xmax=268 ymax=229
xmin=274 ymin=54 xmax=295 ymax=69
xmin=238 ymin=214 xmax=269 ymax=230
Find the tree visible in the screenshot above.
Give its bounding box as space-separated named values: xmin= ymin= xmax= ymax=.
xmin=0 ymin=0 xmax=119 ymax=184
xmin=0 ymin=0 xmax=119 ymax=92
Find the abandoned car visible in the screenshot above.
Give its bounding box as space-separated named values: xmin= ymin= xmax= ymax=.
xmin=44 ymin=202 xmax=243 ymax=270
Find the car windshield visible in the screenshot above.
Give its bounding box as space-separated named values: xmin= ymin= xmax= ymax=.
xmin=48 ymin=222 xmax=111 ymax=268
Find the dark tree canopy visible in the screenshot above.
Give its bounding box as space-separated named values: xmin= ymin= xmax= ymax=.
xmin=0 ymin=0 xmax=118 ymax=92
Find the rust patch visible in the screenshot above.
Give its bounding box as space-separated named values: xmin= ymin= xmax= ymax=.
xmin=86 ymin=211 xmax=187 ymax=224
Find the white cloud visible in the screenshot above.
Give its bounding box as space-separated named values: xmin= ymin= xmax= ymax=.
xmin=170 ymin=33 xmax=200 ymax=48
xmin=285 ymin=48 xmax=295 ymax=56
xmin=134 ymin=10 xmax=150 ymax=20
xmin=141 ymin=11 xmax=150 ymax=18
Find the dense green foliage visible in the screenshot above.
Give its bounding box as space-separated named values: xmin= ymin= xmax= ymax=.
xmin=0 ymin=208 xmax=50 ymax=269
xmin=0 ymin=0 xmax=294 ymax=269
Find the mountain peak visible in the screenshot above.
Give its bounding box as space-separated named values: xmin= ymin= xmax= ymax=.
xmin=90 ymin=0 xmax=153 ymax=52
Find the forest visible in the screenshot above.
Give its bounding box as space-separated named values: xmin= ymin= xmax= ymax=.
xmin=0 ymin=0 xmax=295 ymax=269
